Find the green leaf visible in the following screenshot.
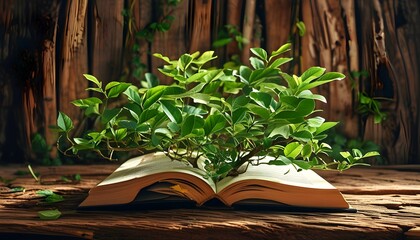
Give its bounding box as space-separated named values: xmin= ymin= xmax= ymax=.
xmin=296 ymin=99 xmax=315 ymax=116
xmin=268 ymin=156 xmax=292 ymax=165
xmin=183 ymin=105 xmax=208 ymax=115
xmin=315 ymin=122 xmax=338 ymax=135
xmin=72 ymin=138 xmax=95 ymax=150
xmin=124 ymin=87 xmax=142 ymax=106
xmin=204 ymin=114 xmax=227 ymax=135
xmin=36 ymin=190 xmax=64 ymax=203
xmin=280 ymin=72 xmax=297 ymax=89
xmin=194 ymin=51 xmax=217 ymax=65
xmin=124 ymin=103 xmax=142 ymax=122
xmin=212 ymin=38 xmax=232 ymax=48
xmin=178 ymin=54 xmax=193 ymax=71
xmin=102 ymin=108 xmax=121 ymax=125
xmin=340 ymin=151 xmax=353 ymax=160
xmin=36 ymin=189 xmax=54 ymax=196
xmin=307 ymin=116 xmax=325 ymax=128
xmin=247 ymin=103 xmax=270 ymax=119
xmin=271 ymin=43 xmax=291 ymax=57
xmin=202 ymin=69 xmax=224 ymax=83
xmin=57 ymin=112 xmax=73 ymax=132
xmin=181 ymin=115 xmax=205 ymax=137
xmin=292 ymin=160 xmax=312 ymax=169
xmin=85 ymin=87 xmax=103 ymax=94
xmin=186 ymin=71 xmax=208 ymax=83
xmin=143 ymin=85 xmax=166 ymax=109
xmin=232 ymin=107 xmax=247 ymax=124
xmin=250 ymin=48 xmax=268 ymax=61
xmin=284 ymin=142 xmax=303 ymax=159
xmin=114 ymin=128 xmax=128 ymax=141
xmin=118 ymin=120 xmax=137 ymax=130
xmin=269 ymin=57 xmax=292 ymax=69
xmin=191 ymin=93 xmax=211 ymax=104
xmin=71 ymin=97 xmax=102 ymax=108
xmin=167 ymin=122 xmax=180 ymax=133
xmin=105 ymin=81 xmax=120 ymax=91
xmin=38 ymin=209 xmax=61 ymax=220
xmin=363 ymin=151 xmax=380 ymax=158
xmin=153 ymin=53 xmax=173 ymax=64
xmin=292 ymin=130 xmax=313 ymax=142
xmin=297 ymin=90 xmax=327 ymax=103
xmin=296 ymin=21 xmax=306 ymax=36
xmin=268 ymin=125 xmax=290 ymax=138
xmin=301 ymin=144 xmax=312 ymax=159
xmin=250 ymin=92 xmax=273 ymax=109
xmin=83 ymin=74 xmax=101 ymax=87
xmin=250 ymin=57 xmax=265 ymax=69
xmin=160 ymin=100 xmax=182 ymax=123
xmin=249 ymin=68 xmax=278 ymax=84
xmin=238 ymin=66 xmax=252 ymax=84
xmin=300 ymin=72 xmax=345 ymax=91
xmin=10 ymin=187 xmax=25 ymax=193
xmin=301 ymin=67 xmax=326 ymax=83
xmin=144 ymin=73 xmax=159 ymax=88
xmin=107 ymin=82 xmax=131 ymax=98
xmin=280 ymin=95 xmax=300 ymax=108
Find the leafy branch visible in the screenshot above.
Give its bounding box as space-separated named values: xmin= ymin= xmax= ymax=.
xmin=57 ymin=43 xmax=379 ymax=181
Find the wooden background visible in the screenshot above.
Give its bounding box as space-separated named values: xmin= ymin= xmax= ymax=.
xmin=0 ymin=0 xmax=419 ymax=164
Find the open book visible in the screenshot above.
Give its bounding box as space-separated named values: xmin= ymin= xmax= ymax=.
xmin=79 ymin=152 xmax=353 ymax=211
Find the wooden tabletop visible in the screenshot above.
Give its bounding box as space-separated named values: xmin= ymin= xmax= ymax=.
xmin=0 ymin=164 xmax=419 ymax=240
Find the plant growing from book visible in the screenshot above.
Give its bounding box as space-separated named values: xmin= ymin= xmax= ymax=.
xmin=56 ymin=43 xmax=378 ymax=181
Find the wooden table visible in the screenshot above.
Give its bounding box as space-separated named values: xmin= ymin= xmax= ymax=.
xmin=0 ymin=164 xmax=419 ymax=240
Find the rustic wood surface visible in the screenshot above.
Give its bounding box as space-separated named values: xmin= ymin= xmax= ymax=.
xmin=0 ymin=164 xmax=419 ymax=240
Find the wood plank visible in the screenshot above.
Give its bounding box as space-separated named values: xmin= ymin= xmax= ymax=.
xmin=263 ymin=0 xmax=293 ymax=54
xmin=301 ymin=0 xmax=358 ymax=138
xmin=91 ymin=0 xmax=124 ymax=84
xmin=186 ymin=0 xmax=212 ymax=53
xmin=240 ymin=0 xmax=256 ymax=63
xmin=122 ymin=0 xmax=152 ymax=83
xmin=58 ymin=0 xmax=89 ymax=135
xmin=150 ymin=0 xmax=189 ymax=84
xmin=225 ymin=0 xmax=243 ymax=58
xmin=0 ymin=0 xmax=27 ymax=163
xmin=357 ymin=0 xmax=420 ymax=165
xmin=0 ymin=0 xmax=61 ymax=163
xmin=0 ymin=165 xmax=419 ymax=239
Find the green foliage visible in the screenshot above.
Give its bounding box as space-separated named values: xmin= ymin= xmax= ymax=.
xmin=325 ymin=129 xmax=383 ymax=165
xmin=122 ymin=0 xmax=181 ymax=81
xmin=350 ymin=70 xmax=389 ymax=124
xmin=38 ymin=209 xmax=61 ymax=220
xmin=58 ymin=43 xmax=378 ymax=181
xmin=213 ymin=24 xmax=248 ymax=50
xmin=296 ymin=21 xmax=306 ymax=37
xmin=36 ymin=190 xmax=64 ymax=203
xmin=357 ymin=92 xmax=387 ymax=124
xmin=31 ymin=133 xmax=62 ymax=166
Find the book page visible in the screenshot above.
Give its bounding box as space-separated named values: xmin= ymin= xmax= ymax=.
xmin=216 ymin=163 xmax=336 ymax=193
xmin=98 ymin=152 xmax=217 ymax=193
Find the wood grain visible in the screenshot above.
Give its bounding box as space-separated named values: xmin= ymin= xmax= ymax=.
xmin=302 ymin=0 xmax=358 ymax=138
xmin=91 ymin=0 xmax=124 ymax=84
xmin=0 ymin=165 xmax=419 ymax=239
xmin=58 ymin=0 xmax=89 ymax=135
xmin=186 ymin=0 xmax=212 ymax=53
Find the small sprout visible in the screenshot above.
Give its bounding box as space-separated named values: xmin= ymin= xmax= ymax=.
xmin=27 ymin=165 xmax=40 ymax=183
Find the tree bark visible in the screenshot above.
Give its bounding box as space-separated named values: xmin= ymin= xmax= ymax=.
xmin=0 ymin=0 xmax=61 ymax=163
